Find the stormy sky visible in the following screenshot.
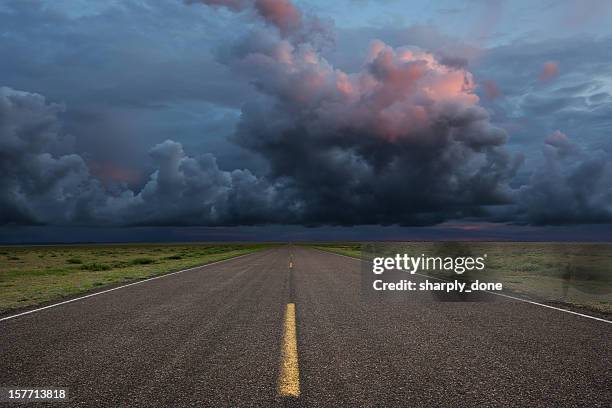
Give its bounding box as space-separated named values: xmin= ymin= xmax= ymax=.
xmin=1 ymin=0 xmax=611 ymax=242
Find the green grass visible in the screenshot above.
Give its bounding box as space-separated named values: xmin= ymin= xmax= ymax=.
xmin=311 ymin=242 xmax=612 ymax=315
xmin=81 ymin=263 xmax=112 ymax=271
xmin=129 ymin=257 xmax=155 ymax=265
xmin=0 ymin=243 xmax=272 ymax=314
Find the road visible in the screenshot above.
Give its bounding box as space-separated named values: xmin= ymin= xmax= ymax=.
xmin=1 ymin=246 xmax=610 ymax=407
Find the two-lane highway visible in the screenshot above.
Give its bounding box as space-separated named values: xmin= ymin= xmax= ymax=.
xmin=1 ymin=246 xmax=611 ymax=407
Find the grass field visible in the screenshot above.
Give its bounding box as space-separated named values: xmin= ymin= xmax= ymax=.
xmin=312 ymin=242 xmax=612 ymax=315
xmin=0 ymin=243 xmax=272 ymax=314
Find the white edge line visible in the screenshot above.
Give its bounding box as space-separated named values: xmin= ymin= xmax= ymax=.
xmin=315 ymin=247 xmax=612 ymax=324
xmin=0 ymin=251 xmax=258 ymax=323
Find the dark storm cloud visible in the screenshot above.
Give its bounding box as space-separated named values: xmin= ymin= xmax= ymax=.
xmin=193 ymin=0 xmax=521 ymax=225
xmin=0 ymin=86 xmax=292 ymax=226
xmin=143 ymin=0 xmax=612 ymax=227
xmin=1 ymin=0 xmax=611 ymax=229
xmin=512 ymin=131 xmax=612 ymax=225
xmin=471 ymin=35 xmax=612 ymax=225
xmin=0 ymin=87 xmax=104 ymax=225
xmin=120 ymin=139 xmax=289 ymax=226
xmin=229 ymin=59 xmax=520 ymax=225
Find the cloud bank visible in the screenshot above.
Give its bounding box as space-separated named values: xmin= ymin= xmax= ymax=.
xmin=1 ymin=0 xmax=610 ymax=228
xmin=0 ymin=86 xmax=286 ymax=226
xmin=514 ymin=130 xmax=612 ymax=224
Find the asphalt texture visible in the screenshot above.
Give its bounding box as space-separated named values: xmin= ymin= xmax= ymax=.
xmin=1 ymin=246 xmax=610 ymax=407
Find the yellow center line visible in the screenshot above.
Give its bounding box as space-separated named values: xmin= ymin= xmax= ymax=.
xmin=278 ymin=303 xmax=300 ymax=397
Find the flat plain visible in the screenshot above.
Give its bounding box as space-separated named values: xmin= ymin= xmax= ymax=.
xmin=0 ymin=243 xmax=271 ymax=314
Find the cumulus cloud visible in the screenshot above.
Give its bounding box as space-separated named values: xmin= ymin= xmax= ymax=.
xmin=254 ymin=0 xmax=301 ymax=35
xmin=122 ymin=139 xmax=287 ymax=225
xmin=0 ymin=87 xmax=105 ymax=224
xmin=186 ymin=0 xmax=611 ymax=227
xmin=0 ymin=86 xmax=288 ymax=226
xmin=202 ymin=1 xmax=522 ymax=225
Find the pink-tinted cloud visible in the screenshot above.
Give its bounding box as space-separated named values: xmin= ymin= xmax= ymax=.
xmin=254 ymin=0 xmax=301 ymax=36
xmin=184 ymin=0 xmax=520 ymax=225
xmin=231 ymin=36 xmax=486 ymax=141
xmin=539 ymin=61 xmax=559 ymax=81
xmin=223 ymin=28 xmax=516 ymax=223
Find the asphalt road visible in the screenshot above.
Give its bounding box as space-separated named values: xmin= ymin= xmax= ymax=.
xmin=1 ymin=246 xmax=610 ymax=407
